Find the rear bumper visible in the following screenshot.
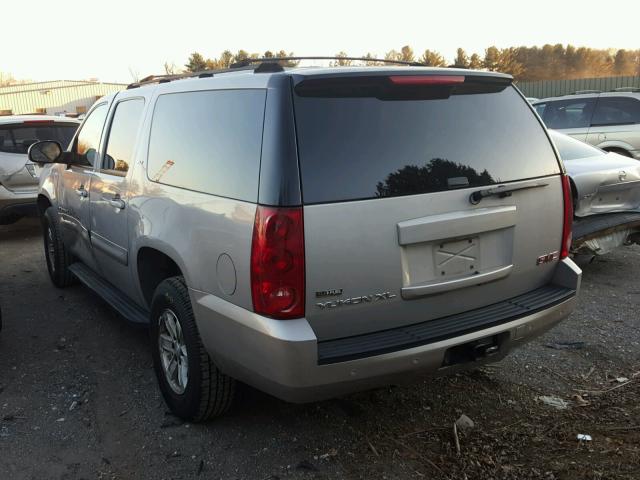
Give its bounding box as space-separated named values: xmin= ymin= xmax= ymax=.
xmin=573 ymin=212 xmax=640 ymax=255
xmin=191 ymin=258 xmax=581 ymax=403
xmin=0 ymin=184 xmax=38 ymax=219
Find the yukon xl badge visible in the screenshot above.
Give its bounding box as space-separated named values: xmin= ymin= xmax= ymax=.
xmin=316 ymin=291 xmax=397 ymax=309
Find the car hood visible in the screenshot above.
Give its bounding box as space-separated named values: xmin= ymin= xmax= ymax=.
xmin=565 ymin=151 xmax=640 ymax=217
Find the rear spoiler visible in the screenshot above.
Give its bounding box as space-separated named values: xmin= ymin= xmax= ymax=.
xmin=294 ymin=74 xmax=513 ymax=100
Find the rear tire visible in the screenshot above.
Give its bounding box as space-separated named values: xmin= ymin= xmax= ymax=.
xmin=42 ymin=207 xmax=75 ymax=288
xmin=150 ymin=276 xmax=235 ymax=422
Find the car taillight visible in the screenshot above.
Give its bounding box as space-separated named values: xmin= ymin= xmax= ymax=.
xmin=251 ymin=206 xmax=305 ymax=319
xmin=560 ymin=174 xmax=573 ymax=259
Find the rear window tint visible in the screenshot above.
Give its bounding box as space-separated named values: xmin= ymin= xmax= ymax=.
xmin=293 ymin=84 xmax=560 ymax=204
xmin=0 ymin=123 xmax=77 ymax=154
xmin=147 ymin=89 xmax=266 ymax=202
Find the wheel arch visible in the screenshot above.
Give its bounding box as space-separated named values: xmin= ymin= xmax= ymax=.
xmin=37 ymin=194 xmax=52 ymax=217
xmin=134 ymin=242 xmax=189 ymax=309
xmin=596 ymin=140 xmax=634 ymax=157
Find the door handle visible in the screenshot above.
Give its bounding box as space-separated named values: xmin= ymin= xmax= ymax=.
xmin=75 ymin=186 xmax=88 ymax=198
xmin=102 ymin=194 xmax=125 ymax=210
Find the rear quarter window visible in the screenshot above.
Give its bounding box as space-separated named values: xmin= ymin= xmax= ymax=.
xmin=147 ymin=89 xmax=266 ymax=202
xmin=293 ymin=84 xmax=560 ymax=204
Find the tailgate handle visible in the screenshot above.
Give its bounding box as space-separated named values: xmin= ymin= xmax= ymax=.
xmin=401 ymin=265 xmax=513 ymax=299
xmin=470 ymin=181 xmax=549 ymax=205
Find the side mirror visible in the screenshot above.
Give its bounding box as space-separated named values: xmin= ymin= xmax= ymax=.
xmin=28 ymin=140 xmax=63 ymax=164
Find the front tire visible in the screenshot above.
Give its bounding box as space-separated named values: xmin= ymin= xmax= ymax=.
xmin=42 ymin=207 xmax=75 ymax=288
xmin=150 ymin=276 xmax=235 ymax=422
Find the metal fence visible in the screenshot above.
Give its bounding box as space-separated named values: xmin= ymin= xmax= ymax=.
xmin=516 ymin=76 xmax=640 ymax=99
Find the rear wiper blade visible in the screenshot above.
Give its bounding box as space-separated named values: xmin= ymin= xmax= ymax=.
xmin=469 ymin=181 xmax=549 ymax=205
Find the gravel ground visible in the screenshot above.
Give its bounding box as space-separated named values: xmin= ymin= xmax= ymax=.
xmin=1 ymin=218 xmax=638 ymax=480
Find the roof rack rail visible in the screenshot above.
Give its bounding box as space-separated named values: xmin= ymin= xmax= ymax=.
xmin=126 ymin=65 xmax=259 ymax=89
xmin=611 ymin=87 xmax=640 ymax=93
xmin=572 ymin=89 xmax=602 ymax=95
xmin=126 ymin=56 xmax=429 ymax=89
xmin=230 ymin=56 xmax=426 ymax=69
xmin=127 ymin=74 xmax=189 ymax=89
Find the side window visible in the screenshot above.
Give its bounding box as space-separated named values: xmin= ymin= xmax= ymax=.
xmin=592 ymin=97 xmax=640 ymax=126
xmin=533 ymin=103 xmax=546 ymax=117
xmin=543 ymin=98 xmax=596 ymax=129
xmin=75 ymin=103 xmax=108 ymax=167
xmin=147 ymin=89 xmax=266 ymax=202
xmin=102 ymin=99 xmax=145 ymax=176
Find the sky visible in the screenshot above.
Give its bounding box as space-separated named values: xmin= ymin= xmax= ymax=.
xmin=5 ymin=0 xmax=640 ymax=84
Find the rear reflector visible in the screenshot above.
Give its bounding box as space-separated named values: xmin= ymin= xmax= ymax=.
xmin=389 ymin=75 xmax=465 ymax=86
xmin=560 ymin=174 xmax=573 ymax=259
xmin=251 ymin=206 xmax=305 ymax=319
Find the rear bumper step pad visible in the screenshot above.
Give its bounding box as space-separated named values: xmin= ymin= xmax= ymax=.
xmin=573 ymin=212 xmax=640 ymax=240
xmin=317 ymin=284 xmax=575 ymax=364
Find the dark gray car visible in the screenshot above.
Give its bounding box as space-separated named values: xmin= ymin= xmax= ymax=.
xmin=30 ymin=62 xmax=581 ymax=421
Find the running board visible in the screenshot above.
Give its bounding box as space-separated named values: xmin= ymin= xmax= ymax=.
xmin=69 ymin=263 xmax=149 ymax=325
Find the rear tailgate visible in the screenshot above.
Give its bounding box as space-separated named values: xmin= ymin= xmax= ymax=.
xmin=292 ymin=72 xmax=564 ymax=340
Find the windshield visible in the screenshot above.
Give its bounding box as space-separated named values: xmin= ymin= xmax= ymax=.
xmin=548 ymin=130 xmax=605 ymax=160
xmin=0 ymin=123 xmax=78 ymax=154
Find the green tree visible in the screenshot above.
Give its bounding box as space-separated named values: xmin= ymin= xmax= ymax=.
xmin=219 ymin=50 xmax=234 ymax=68
xmin=234 ymin=50 xmax=251 ymax=62
xmin=362 ymin=52 xmax=380 ymax=66
xmin=454 ymin=48 xmax=470 ymax=68
xmin=420 ymin=50 xmax=446 ymax=67
xmin=332 ymin=51 xmax=353 ymax=66
xmin=483 ymin=46 xmax=500 ymax=71
xmin=400 ymin=45 xmax=415 ymax=63
xmin=184 ymin=52 xmax=207 ymax=72
xmin=468 ymin=53 xmax=483 ymax=70
xmin=384 ymin=49 xmax=402 ymax=62
xmin=614 ymin=49 xmax=636 ymax=75
xmin=496 ymin=47 xmax=525 ymax=78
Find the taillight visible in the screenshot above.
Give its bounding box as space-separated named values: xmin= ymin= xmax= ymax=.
xmin=388 ymin=75 xmax=465 ymax=86
xmin=560 ymin=174 xmax=573 ymax=259
xmin=251 ymin=206 xmax=305 ymax=319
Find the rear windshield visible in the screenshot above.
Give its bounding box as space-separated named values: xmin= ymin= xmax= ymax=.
xmin=549 ymin=130 xmax=604 ymax=160
xmin=0 ymin=123 xmax=78 ymax=154
xmin=293 ymin=82 xmax=560 ymax=204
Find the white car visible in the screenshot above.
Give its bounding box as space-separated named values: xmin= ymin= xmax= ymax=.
xmin=0 ymin=115 xmax=79 ymax=224
xmin=549 ymin=130 xmax=640 ymax=255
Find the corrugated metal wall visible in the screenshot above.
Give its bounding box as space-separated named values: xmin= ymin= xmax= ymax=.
xmin=516 ymin=76 xmax=640 ymax=99
xmin=0 ymin=81 xmax=127 ymax=115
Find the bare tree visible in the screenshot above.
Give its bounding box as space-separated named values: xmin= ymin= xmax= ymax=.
xmin=128 ymin=66 xmax=140 ymax=82
xmin=163 ymin=62 xmax=181 ymax=75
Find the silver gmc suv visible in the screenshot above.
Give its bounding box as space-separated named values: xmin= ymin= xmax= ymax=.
xmin=29 ymin=59 xmax=581 ymax=421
